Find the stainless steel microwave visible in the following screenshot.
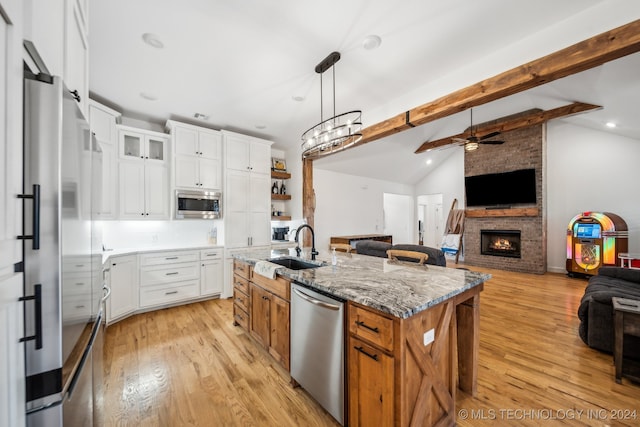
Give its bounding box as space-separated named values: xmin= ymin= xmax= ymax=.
xmin=176 ymin=190 xmax=222 ymax=219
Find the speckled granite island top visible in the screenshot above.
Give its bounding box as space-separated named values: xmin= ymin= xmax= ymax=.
xmin=233 ymin=247 xmax=491 ymax=319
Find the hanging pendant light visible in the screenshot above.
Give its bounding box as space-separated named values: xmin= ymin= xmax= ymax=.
xmin=301 ymin=52 xmax=362 ymax=159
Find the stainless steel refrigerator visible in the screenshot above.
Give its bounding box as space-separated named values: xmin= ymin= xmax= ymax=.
xmin=22 ymin=72 xmax=106 ymax=426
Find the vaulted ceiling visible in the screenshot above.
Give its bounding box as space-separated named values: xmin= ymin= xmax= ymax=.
xmin=89 ymin=1 xmax=640 ymax=184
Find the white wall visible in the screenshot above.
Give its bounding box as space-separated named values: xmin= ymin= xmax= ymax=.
xmin=312 ymin=169 xmax=413 ymax=255
xmin=415 ymin=147 xmax=465 ymax=222
xmin=546 ymin=121 xmax=640 ymax=272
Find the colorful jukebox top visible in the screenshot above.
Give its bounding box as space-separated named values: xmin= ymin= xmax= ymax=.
xmin=566 ymin=212 xmax=628 ymax=276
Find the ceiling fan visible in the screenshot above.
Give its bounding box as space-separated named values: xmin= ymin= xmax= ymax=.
xmin=453 ymin=109 xmax=504 ymax=151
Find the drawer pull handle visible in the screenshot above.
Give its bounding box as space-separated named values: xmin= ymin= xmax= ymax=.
xmin=165 ymin=272 xmax=179 ymax=276
xmin=356 ymin=321 xmax=380 ymax=333
xmin=75 ymin=305 xmax=86 ymax=309
xmin=354 ymin=346 xmax=379 ymax=361
xmin=165 ymin=291 xmax=178 ymax=295
xmin=75 ymin=283 xmax=84 ymax=286
xmin=165 ymin=257 xmax=179 ymax=260
xmin=206 ymin=253 xmax=218 ymax=257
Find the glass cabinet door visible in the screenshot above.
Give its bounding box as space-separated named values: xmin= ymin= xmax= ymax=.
xmin=120 ymin=131 xmax=143 ymax=159
xmin=147 ymin=137 xmax=165 ymax=161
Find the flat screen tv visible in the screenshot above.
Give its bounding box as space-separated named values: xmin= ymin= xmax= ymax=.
xmin=465 ymin=168 xmax=536 ymax=207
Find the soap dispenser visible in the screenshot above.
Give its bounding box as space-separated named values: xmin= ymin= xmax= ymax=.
xmin=332 ymin=248 xmax=337 ymax=266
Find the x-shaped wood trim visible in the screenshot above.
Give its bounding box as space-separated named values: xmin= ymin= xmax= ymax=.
xmin=405 ymin=301 xmax=455 ymax=426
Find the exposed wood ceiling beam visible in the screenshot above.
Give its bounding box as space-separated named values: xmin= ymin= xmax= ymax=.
xmin=414 ymin=102 xmax=602 ymax=153
xmin=348 ymin=19 xmax=640 ymax=153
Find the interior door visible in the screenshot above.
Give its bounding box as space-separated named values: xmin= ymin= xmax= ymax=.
xmin=383 ymin=193 xmax=414 ymax=244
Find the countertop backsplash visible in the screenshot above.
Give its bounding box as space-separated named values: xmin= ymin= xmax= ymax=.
xmin=101 ymin=219 xmax=224 ymax=250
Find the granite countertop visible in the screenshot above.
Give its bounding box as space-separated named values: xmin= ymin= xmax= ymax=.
xmin=233 ymin=248 xmax=491 ymax=319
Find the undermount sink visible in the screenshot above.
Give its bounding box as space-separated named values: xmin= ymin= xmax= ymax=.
xmin=268 ymin=257 xmax=323 ymax=270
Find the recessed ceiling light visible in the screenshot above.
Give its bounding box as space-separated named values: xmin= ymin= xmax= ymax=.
xmin=140 ymin=92 xmax=158 ymax=101
xmin=255 ymin=124 xmax=266 ymax=130
xmin=605 ymin=122 xmax=617 ymax=128
xmin=142 ymin=33 xmax=164 ymax=49
xmin=425 ymin=159 xmax=432 ymax=165
xmin=363 ymin=35 xmax=382 ymax=50
xmin=194 ymin=113 xmax=209 ymax=120
xmin=292 ymin=95 xmax=305 ymax=102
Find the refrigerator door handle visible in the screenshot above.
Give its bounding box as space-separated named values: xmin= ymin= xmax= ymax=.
xmin=17 ymin=184 xmax=41 ymax=249
xmin=19 ymin=284 xmax=43 ymax=349
xmin=101 ymin=284 xmax=111 ymax=303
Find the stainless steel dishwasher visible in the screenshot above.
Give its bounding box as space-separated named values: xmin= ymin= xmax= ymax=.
xmin=290 ymin=283 xmax=345 ymax=425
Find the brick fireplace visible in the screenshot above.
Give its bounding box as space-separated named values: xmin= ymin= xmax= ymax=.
xmin=462 ymin=115 xmax=546 ymax=274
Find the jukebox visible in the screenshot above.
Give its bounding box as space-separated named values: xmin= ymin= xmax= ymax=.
xmin=566 ymin=211 xmax=628 ymax=277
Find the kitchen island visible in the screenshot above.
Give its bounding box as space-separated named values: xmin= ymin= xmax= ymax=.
xmin=232 ymin=248 xmax=490 ymax=427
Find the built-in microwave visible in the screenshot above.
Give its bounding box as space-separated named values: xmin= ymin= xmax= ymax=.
xmin=176 ymin=190 xmax=222 ymax=219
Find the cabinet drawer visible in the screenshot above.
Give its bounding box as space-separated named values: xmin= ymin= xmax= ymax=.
xmin=139 ymin=280 xmax=200 ymax=308
xmin=62 ymin=294 xmax=93 ymax=321
xmin=349 ymin=304 xmax=395 ymax=352
xmin=233 ymin=274 xmax=249 ymax=294
xmin=200 ymin=249 xmax=222 ymax=260
xmin=233 ymin=288 xmax=249 ymax=312
xmin=62 ymin=273 xmax=92 ymax=296
xmin=233 ymin=260 xmax=250 ymax=280
xmin=233 ymin=304 xmax=249 ymax=331
xmin=140 ymin=251 xmax=199 ymax=266
xmin=250 ymin=273 xmax=290 ymax=301
xmin=140 ymin=262 xmax=199 ymax=286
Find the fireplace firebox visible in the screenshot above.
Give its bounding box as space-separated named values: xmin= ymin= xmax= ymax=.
xmin=481 ymin=230 xmax=521 ymax=258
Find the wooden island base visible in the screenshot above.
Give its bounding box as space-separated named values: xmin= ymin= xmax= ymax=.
xmin=348 ymin=285 xmax=482 ymax=426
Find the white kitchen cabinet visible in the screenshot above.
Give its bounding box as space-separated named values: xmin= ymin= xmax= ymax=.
xmin=107 ymin=255 xmax=138 ymax=324
xmin=119 ymin=161 xmax=168 ymax=219
xmin=223 ymin=130 xmax=271 ymax=174
xmin=200 ymin=249 xmax=223 ymax=296
xmin=89 ymin=100 xmax=120 ymax=219
xmin=224 ymin=169 xmax=271 ymax=248
xmin=89 ymin=100 xmax=120 ymax=143
xmin=139 ymin=250 xmax=201 ymax=309
xmin=223 ymin=132 xmax=272 ymax=249
xmin=23 ymin=0 xmax=65 ymax=79
xmin=167 ymin=121 xmax=222 ymax=191
xmin=117 ymin=126 xmax=169 ymax=219
xmin=118 ymin=126 xmax=167 ymax=163
xmin=63 ymin=0 xmax=88 ymax=117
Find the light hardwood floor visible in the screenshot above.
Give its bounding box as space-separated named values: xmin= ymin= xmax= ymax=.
xmin=103 ymin=266 xmax=640 ymax=426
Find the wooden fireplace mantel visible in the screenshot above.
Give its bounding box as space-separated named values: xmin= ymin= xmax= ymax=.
xmin=465 ymin=207 xmax=539 ymax=218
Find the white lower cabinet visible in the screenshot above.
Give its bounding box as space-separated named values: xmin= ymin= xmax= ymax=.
xmin=107 ymin=255 xmax=138 ymax=323
xmin=139 ymin=250 xmax=200 ymax=308
xmin=139 ymin=280 xmax=200 ymax=308
xmin=105 ymin=248 xmax=224 ymax=323
xmin=200 ymin=249 xmax=223 ymax=296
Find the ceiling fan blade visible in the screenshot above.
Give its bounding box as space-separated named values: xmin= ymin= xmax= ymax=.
xmin=452 ymin=137 xmax=468 ymax=144
xmin=479 ymin=140 xmax=505 ymax=145
xmin=479 ymin=131 xmax=501 ymax=140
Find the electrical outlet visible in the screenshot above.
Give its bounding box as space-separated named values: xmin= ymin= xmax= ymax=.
xmin=423 ymin=328 xmax=434 ymax=346
xmin=152 ymin=234 xmax=158 ymax=243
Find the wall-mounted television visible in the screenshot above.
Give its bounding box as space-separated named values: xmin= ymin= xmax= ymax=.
xmin=465 ymin=168 xmax=536 ymax=207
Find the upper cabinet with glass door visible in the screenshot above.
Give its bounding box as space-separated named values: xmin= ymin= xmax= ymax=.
xmin=117 ymin=125 xmax=168 ymax=164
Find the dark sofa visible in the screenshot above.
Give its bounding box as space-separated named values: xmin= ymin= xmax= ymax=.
xmin=355 ymin=240 xmax=447 ymax=267
xmin=578 ymin=266 xmax=640 ymax=355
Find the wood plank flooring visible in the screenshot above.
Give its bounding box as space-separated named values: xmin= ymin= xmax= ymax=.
xmin=102 ymin=266 xmax=640 ymax=426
